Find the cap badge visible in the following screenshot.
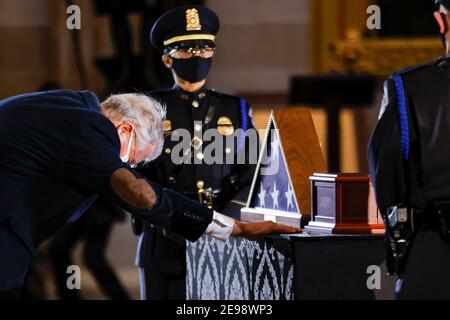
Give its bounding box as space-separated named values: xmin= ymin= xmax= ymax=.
xmin=186 ymin=8 xmax=202 ymax=31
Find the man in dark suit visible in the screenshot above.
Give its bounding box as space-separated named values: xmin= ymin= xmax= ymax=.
xmin=133 ymin=5 xmax=259 ymax=300
xmin=0 ymin=90 xmax=298 ymax=299
xmin=368 ymin=0 xmax=450 ymax=299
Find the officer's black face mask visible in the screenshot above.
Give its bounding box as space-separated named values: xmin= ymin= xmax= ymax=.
xmin=171 ymin=57 xmax=212 ymax=83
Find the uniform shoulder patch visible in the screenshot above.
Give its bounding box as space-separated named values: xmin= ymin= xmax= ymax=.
xmin=208 ymin=89 xmax=243 ymax=103
xmin=208 ymin=89 xmax=250 ymax=132
xmin=209 ymin=89 xmax=248 ymax=108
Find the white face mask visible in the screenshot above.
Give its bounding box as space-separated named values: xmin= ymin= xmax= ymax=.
xmin=120 ymin=131 xmax=135 ymax=164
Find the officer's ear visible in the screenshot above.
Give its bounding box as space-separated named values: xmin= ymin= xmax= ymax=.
xmin=162 ymin=55 xmax=173 ymax=69
xmin=434 ymin=11 xmax=448 ymax=34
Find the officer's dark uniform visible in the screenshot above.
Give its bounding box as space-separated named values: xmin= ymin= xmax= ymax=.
xmin=134 ymin=5 xmax=257 ymax=300
xmin=368 ymin=45 xmax=450 ymax=299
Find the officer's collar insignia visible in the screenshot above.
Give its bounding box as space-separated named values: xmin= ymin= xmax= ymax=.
xmin=162 ymin=120 xmax=172 ymax=132
xmin=186 ymin=8 xmax=202 ymax=31
xmin=217 ymin=117 xmax=234 ymax=136
xmin=176 ymin=85 xmax=207 ymax=101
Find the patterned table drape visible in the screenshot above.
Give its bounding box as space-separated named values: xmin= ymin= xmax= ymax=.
xmin=186 ymin=235 xmax=294 ymax=300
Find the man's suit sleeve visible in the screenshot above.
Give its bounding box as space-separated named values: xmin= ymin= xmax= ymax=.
xmin=62 ymin=114 xmax=212 ymax=242
xmin=368 ymin=79 xmax=408 ymax=213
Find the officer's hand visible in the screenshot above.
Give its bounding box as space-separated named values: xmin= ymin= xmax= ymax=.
xmin=231 ymin=220 xmax=301 ymax=241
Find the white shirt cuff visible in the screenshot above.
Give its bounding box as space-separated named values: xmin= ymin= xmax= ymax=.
xmin=204 ymin=211 xmax=235 ymax=242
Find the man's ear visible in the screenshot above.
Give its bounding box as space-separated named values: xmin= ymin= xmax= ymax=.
xmin=161 ymin=55 xmax=172 ymax=69
xmin=117 ymin=122 xmax=134 ymax=135
xmin=434 ymin=11 xmax=447 ymax=34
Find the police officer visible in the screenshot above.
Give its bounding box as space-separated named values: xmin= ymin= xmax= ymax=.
xmin=368 ymin=0 xmax=450 ymax=299
xmin=133 ymin=5 xmax=258 ymax=300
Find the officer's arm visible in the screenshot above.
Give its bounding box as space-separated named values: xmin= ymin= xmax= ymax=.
xmin=368 ymin=79 xmax=408 ymax=212
xmin=221 ymin=102 xmax=259 ymax=200
xmin=234 ymin=106 xmax=259 ymax=189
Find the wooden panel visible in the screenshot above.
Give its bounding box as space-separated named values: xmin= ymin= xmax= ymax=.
xmin=273 ymin=108 xmax=327 ymax=215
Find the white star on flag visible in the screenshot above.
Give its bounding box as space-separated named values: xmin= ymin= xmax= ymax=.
xmin=270 ymin=130 xmax=280 ymax=162
xmin=285 ymin=182 xmax=294 ymax=210
xmin=270 ymin=181 xmax=280 ymax=209
xmin=258 ymin=183 xmax=266 ymax=208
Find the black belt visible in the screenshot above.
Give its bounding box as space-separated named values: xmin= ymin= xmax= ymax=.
xmin=413 ymin=209 xmax=441 ymax=230
xmin=412 ymin=201 xmax=450 ymax=237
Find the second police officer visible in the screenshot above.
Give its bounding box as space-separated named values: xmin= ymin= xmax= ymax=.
xmin=133 ymin=5 xmax=258 ymax=300
xmin=368 ymin=0 xmax=450 ymax=299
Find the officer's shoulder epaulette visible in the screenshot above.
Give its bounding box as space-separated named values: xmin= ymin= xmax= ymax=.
xmin=391 ymin=58 xmax=441 ymax=78
xmin=208 ymin=89 xmax=248 ymax=107
xmin=209 ymin=89 xmax=250 ymax=131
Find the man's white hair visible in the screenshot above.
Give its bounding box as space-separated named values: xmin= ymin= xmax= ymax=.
xmin=101 ymin=93 xmax=166 ymax=163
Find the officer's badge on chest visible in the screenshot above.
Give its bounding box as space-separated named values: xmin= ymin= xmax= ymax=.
xmin=216 ymin=116 xmax=234 ymax=136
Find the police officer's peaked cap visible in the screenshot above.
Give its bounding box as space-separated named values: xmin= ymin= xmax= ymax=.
xmin=150 ymin=5 xmax=220 ymax=52
xmin=436 ymin=0 xmax=450 ymax=10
